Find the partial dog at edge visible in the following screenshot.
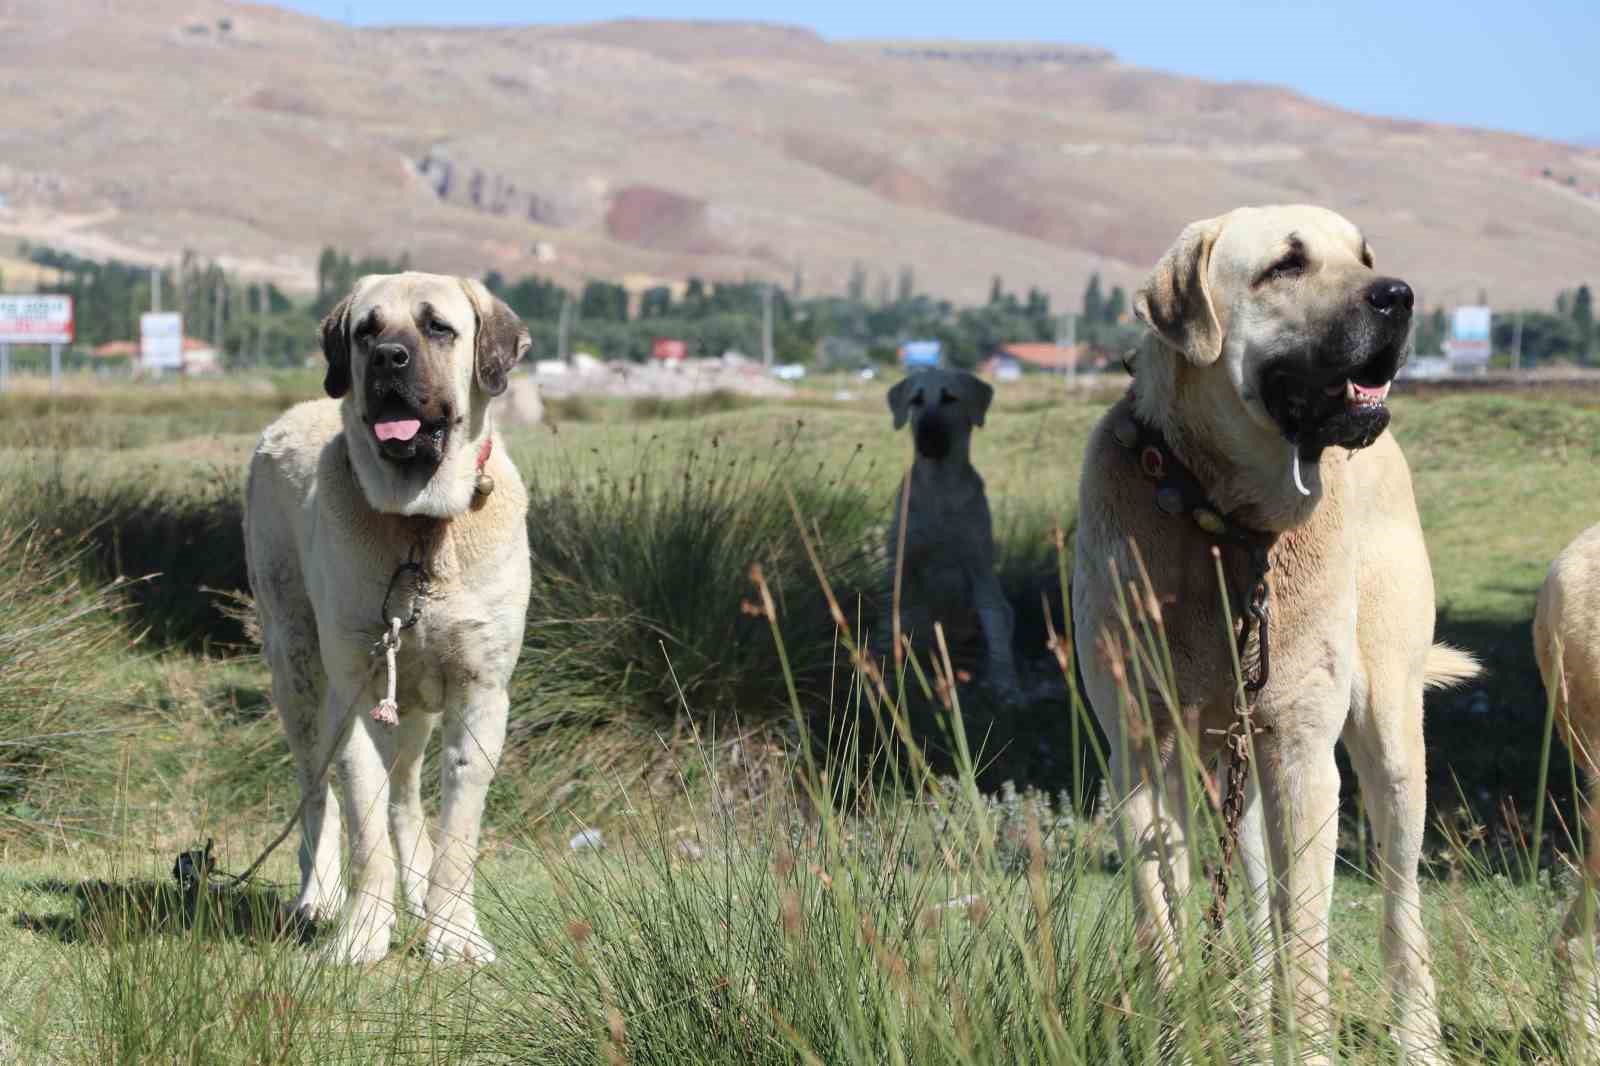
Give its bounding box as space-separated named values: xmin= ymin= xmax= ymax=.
xmin=1535 ymin=525 xmax=1600 ymax=976
xmin=1071 ymin=205 xmax=1480 ymax=1064
xmin=244 ymin=272 xmax=531 ymax=964
xmin=879 ymin=369 xmax=1018 ymax=694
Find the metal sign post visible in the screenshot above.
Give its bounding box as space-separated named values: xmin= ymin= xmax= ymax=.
xmin=0 ymin=341 xmax=9 ymax=393
xmin=49 ymin=342 xmax=60 ymax=393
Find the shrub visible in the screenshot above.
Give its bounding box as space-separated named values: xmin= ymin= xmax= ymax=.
xmin=510 ymin=424 xmax=884 ymax=738
xmin=0 ymin=527 xmax=134 ymax=821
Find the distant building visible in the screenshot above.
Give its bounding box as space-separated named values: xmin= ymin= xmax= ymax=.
xmin=651 ymin=337 xmax=687 ymax=364
xmin=181 ymin=336 xmax=221 ymax=375
xmin=984 ymin=353 xmax=1022 ymax=382
xmin=1399 ymin=356 xmax=1451 ymax=380
xmin=990 ymin=342 xmax=1093 ymax=373
xmin=90 ymin=336 xmax=219 ymax=375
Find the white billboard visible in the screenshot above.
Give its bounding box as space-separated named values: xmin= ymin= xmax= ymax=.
xmin=1445 ymin=305 xmax=1492 ymax=370
xmin=0 ymin=294 xmax=74 ymax=344
xmin=140 ymin=312 xmax=184 ymax=370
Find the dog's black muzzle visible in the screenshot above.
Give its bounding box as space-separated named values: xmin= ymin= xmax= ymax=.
xmin=913 ymin=415 xmax=954 ymax=461
xmin=1258 ymin=278 xmax=1413 ymax=461
xmin=364 ymin=343 xmax=449 ymax=467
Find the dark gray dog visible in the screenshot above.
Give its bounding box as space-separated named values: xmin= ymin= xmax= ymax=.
xmin=879 ymin=369 xmax=1018 ymax=694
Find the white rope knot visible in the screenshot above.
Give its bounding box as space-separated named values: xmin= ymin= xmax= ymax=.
xmin=372 ymin=616 xmax=402 ymax=726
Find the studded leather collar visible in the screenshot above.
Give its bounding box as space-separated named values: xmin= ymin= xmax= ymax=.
xmin=1109 ymin=409 xmax=1278 ymax=557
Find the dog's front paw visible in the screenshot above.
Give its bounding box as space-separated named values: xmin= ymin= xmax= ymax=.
xmin=425 ymin=921 xmax=497 ymax=966
xmin=290 ymin=889 xmax=345 ymax=926
xmin=327 ymin=915 xmax=393 ymax=965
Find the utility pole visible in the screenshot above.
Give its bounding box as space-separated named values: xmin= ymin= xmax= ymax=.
xmin=212 ymin=282 xmax=224 ymax=355
xmin=1057 ymin=311 xmax=1077 ymax=390
xmin=1511 ymin=309 xmax=1523 ymax=373
xmin=255 ymin=282 xmax=266 ymax=365
xmin=761 ymin=282 xmax=774 ymax=369
xmin=557 ymin=291 xmax=573 ymax=366
xmin=148 ymin=265 xmax=163 ymax=379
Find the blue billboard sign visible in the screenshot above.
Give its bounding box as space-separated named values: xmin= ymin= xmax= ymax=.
xmin=899 ymin=340 xmax=942 ymax=368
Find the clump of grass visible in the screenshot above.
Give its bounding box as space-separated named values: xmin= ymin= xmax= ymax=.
xmin=542 ymin=393 xmax=602 ymax=424
xmin=511 ymin=422 xmax=882 ymax=738
xmin=0 ymin=375 xmax=319 ymax=450
xmin=1 ymin=459 xmax=248 ymax=650
xmin=0 ymin=527 xmax=136 ymax=828
xmin=629 ymin=388 xmax=759 ymax=421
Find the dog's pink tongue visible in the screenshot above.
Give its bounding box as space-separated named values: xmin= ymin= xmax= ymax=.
xmin=374 ymin=419 xmax=421 ymax=443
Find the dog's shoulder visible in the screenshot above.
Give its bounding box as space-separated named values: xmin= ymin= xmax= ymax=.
xmin=252 ymin=399 xmax=344 ymax=482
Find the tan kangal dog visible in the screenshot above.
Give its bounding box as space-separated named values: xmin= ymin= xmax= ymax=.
xmin=1535 ymin=525 xmax=1600 ymax=976
xmin=1072 ymin=206 xmax=1479 ymax=1062
xmin=245 ymin=273 xmax=531 ymax=964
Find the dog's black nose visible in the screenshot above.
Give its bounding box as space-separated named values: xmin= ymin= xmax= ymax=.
xmin=1365 ymin=278 xmax=1414 ymax=316
xmin=372 ymin=343 xmax=410 ymax=370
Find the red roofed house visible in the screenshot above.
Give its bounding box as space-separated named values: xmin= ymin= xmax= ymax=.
xmin=89 ymin=336 xmax=221 ymax=375
xmin=994 ymin=342 xmax=1088 ymax=372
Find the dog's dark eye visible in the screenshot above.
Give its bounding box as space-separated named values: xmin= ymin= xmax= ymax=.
xmin=1260 ymin=253 xmax=1306 ymax=285
xmin=426 ymin=317 xmax=455 ymax=339
xmin=909 ymin=392 xmax=925 ymax=407
xmin=938 ymin=390 xmax=957 ymax=406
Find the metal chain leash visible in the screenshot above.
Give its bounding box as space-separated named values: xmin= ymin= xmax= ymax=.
xmin=1205 ymin=545 xmax=1272 ymax=936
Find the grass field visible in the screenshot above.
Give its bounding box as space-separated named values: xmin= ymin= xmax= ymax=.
xmin=1 ymin=370 xmax=1598 ymax=1063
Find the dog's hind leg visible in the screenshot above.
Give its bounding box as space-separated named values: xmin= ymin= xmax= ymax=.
xmin=281 ymin=669 xmax=344 ymax=915
xmin=257 ymin=583 xmax=343 ymax=922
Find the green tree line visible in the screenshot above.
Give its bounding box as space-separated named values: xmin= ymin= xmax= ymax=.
xmin=14 ymin=244 xmax=1596 ymax=372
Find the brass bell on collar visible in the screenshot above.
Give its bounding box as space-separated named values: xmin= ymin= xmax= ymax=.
xmin=1193 ymin=507 xmax=1226 ymax=535
xmin=474 ymin=473 xmax=495 ymax=497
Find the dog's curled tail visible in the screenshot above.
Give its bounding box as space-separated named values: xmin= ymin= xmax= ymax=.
xmin=1423 ymin=643 xmax=1483 ymax=690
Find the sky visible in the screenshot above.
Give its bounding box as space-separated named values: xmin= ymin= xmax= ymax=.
xmin=280 ymin=0 xmax=1598 ymax=144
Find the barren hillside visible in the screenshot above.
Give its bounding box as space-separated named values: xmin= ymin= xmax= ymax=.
xmin=1 ymin=0 xmax=1596 ymax=306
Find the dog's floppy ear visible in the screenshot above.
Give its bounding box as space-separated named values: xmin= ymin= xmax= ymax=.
xmin=887 ymin=376 xmax=915 ymax=430
xmin=1135 ymin=216 xmax=1225 ymax=366
xmin=319 ymin=292 xmax=354 ymax=399
xmin=459 ymin=278 xmax=531 ymax=397
xmin=956 ymin=371 xmax=994 ymax=428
